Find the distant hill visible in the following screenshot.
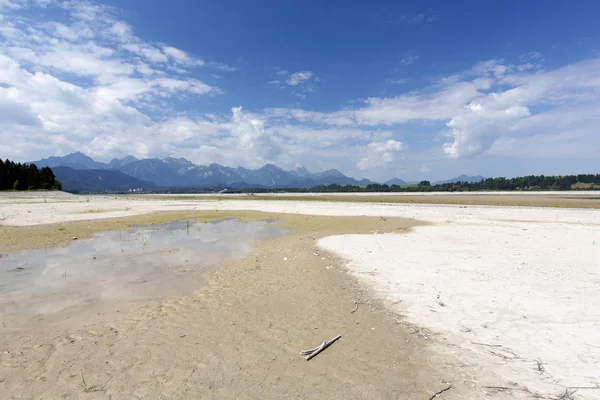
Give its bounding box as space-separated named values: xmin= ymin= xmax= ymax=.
xmin=434 ymin=174 xmax=485 ymax=185
xmin=35 ymin=152 xmax=375 ymax=189
xmin=51 ymin=166 xmax=155 ymax=193
xmin=384 ymin=177 xmax=406 ymax=186
xmin=31 ymin=152 xmax=108 ymax=170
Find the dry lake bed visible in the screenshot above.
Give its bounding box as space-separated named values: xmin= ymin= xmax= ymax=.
xmin=1 ymin=191 xmax=599 ymax=399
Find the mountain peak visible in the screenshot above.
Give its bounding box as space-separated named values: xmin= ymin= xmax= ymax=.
xmin=31 ymin=152 xmax=107 ymax=170
xmin=385 ymin=177 xmax=406 ymax=186
xmin=65 ymin=151 xmax=93 ymax=160
xmin=108 ymin=155 xmax=138 ymax=169
xmin=260 ymin=163 xmax=285 ymax=172
xmin=434 ymin=175 xmax=486 ymax=185
xmin=163 ymin=156 xmax=195 ymax=169
xmin=313 ymin=168 xmax=345 ymax=179
xmin=292 ymin=166 xmax=311 ymax=177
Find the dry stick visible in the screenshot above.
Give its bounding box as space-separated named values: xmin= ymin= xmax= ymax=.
xmin=471 ymin=341 xmax=503 ymax=348
xmin=568 ymin=386 xmax=600 ymax=390
xmin=351 ymin=300 xmax=359 ymax=313
xmin=300 ymin=335 xmax=342 ymax=361
xmin=427 ymin=385 xmax=452 ymax=400
xmin=482 ymin=386 xmax=528 ymax=393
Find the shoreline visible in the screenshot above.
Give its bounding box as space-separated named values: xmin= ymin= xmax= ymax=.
xmin=1 ymin=211 xmax=485 ymax=399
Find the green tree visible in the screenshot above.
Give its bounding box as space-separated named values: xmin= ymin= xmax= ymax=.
xmin=27 ymin=164 xmax=41 ymax=190
xmin=40 ymin=167 xmax=56 ymax=189
xmin=13 ymin=180 xmax=21 ymax=190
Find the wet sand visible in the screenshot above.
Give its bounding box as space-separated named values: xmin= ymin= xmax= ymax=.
xmin=0 ymin=211 xmax=481 ymax=399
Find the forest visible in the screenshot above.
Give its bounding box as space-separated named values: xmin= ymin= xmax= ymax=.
xmin=242 ymin=174 xmax=600 ymax=193
xmin=0 ymin=158 xmax=61 ymax=191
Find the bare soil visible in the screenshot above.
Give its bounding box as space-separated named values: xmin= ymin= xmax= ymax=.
xmin=0 ymin=212 xmax=475 ymax=399
xmin=149 ymin=193 xmax=600 ymax=209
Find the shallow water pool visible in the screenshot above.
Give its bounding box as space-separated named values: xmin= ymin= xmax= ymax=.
xmin=0 ymin=219 xmax=287 ymax=328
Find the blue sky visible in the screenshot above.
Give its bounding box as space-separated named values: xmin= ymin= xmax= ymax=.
xmin=1 ymin=0 xmax=600 ymax=181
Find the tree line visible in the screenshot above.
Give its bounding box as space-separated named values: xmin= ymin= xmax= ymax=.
xmin=238 ymin=174 xmax=600 ymax=193
xmin=0 ymin=158 xmax=61 ymax=191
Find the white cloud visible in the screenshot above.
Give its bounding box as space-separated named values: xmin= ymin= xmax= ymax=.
xmin=162 ymin=45 xmax=204 ymax=67
xmin=0 ymin=0 xmax=223 ymax=161
xmin=0 ymin=0 xmax=22 ymax=10
xmin=286 ymin=71 xmax=313 ymax=86
xmin=208 ymin=62 xmax=235 ymax=71
xmin=399 ymin=53 xmax=419 ymax=66
xmin=357 ymin=140 xmax=404 ymax=170
xmin=1 ymin=1 xmax=599 ymax=180
xmin=267 ymin=70 xmax=317 ymax=98
xmin=270 ymin=57 xmax=600 ymax=160
xmin=386 ymin=78 xmax=409 ymax=84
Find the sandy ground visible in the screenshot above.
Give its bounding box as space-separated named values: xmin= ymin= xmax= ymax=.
xmin=1 ymin=211 xmax=473 ymax=400
xmin=320 ymin=221 xmax=600 ymax=398
xmin=1 ymin=192 xmax=599 ymax=399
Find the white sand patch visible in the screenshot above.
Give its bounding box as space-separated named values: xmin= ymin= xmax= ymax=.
xmin=319 ymin=216 xmax=600 ymax=397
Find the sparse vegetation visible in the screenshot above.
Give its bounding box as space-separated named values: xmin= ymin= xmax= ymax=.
xmin=8 ymin=263 xmax=27 ymax=272
xmin=79 ymin=372 xmax=102 ymax=393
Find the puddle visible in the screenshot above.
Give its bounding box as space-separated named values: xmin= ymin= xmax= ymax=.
xmin=0 ymin=219 xmax=287 ymax=329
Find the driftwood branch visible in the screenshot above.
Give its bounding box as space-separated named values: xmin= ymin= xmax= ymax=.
xmin=300 ymin=335 xmax=342 ymax=361
xmin=351 ymin=300 xmax=359 ymax=313
xmin=427 ymin=385 xmax=452 ymax=400
xmin=471 ymin=341 xmax=503 ymax=348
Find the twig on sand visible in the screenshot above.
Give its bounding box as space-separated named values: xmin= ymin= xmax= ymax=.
xmin=427 ymin=385 xmax=452 ymax=399
xmin=300 ymin=335 xmax=342 ymax=361
xmin=551 ymin=388 xmax=577 ymax=400
xmin=569 ymin=385 xmax=600 ymax=390
xmin=483 ymin=386 xmax=516 ymax=391
xmin=535 ymin=359 xmax=545 ymax=374
xmin=471 ymin=341 xmax=503 ymax=348
xmin=483 ymin=386 xmax=530 ymax=395
xmin=351 ymin=300 xmax=359 ymax=313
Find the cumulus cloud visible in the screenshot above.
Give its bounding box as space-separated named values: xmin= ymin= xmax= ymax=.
xmin=2 ymin=0 xmax=600 ymax=179
xmin=357 ymin=140 xmax=404 ymax=170
xmin=273 ymin=57 xmax=600 ymax=159
xmin=0 ymin=0 xmax=223 ymax=159
xmin=286 ymin=71 xmax=313 ymax=86
xmin=229 ymin=106 xmax=280 ymax=162
xmin=267 ymin=69 xmax=316 ymax=99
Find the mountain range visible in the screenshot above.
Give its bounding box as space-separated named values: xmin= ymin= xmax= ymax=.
xmin=31 ymin=152 xmax=374 ymax=192
xmin=30 ymin=152 xmax=485 ymax=193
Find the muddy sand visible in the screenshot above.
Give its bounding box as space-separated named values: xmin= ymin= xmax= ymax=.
xmin=1 ymin=210 xmax=474 ymax=400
